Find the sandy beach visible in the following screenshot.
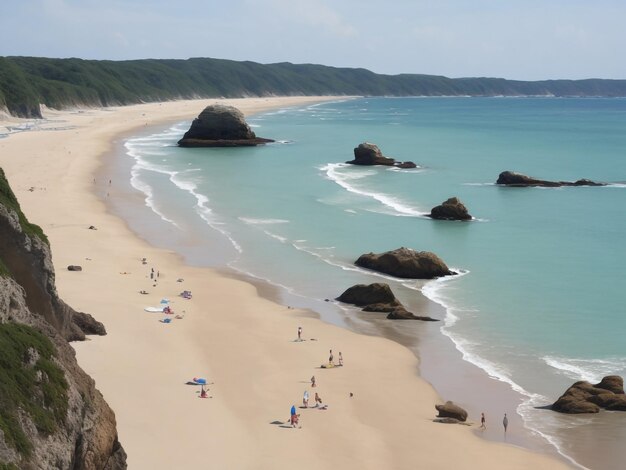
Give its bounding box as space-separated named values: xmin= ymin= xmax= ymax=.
xmin=0 ymin=98 xmax=571 ymax=469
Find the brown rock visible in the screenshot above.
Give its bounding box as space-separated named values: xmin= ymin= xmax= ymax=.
xmin=355 ymin=247 xmax=454 ymax=279
xmin=336 ymin=283 xmax=399 ymax=307
xmin=435 ymin=401 xmax=468 ymax=421
xmin=346 ymin=142 xmax=416 ymax=168
xmin=429 ymin=197 xmax=472 ymax=221
xmin=551 ymin=376 xmax=626 ymax=414
xmin=496 ymin=170 xmax=605 ymax=187
xmin=178 ymin=104 xmax=274 ymax=147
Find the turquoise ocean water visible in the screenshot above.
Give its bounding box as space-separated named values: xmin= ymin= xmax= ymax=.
xmin=119 ymin=98 xmax=626 ymax=468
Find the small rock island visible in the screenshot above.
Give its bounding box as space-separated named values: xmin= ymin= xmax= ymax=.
xmin=496 ymin=171 xmax=605 ymax=187
xmin=178 ymin=104 xmax=274 ymax=147
xmin=355 ymin=247 xmax=454 ymax=279
xmin=551 ymin=375 xmax=626 ymax=414
xmin=429 ymin=197 xmax=472 ymax=221
xmin=347 ymin=142 xmax=417 ymax=168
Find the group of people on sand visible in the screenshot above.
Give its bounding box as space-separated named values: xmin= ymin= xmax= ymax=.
xmin=290 ymin=327 xmax=341 ymax=427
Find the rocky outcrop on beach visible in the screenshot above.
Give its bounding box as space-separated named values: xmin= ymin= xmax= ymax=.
xmin=336 ymin=283 xmax=438 ymax=321
xmin=551 ymin=375 xmax=626 ymax=414
xmin=346 ymin=142 xmax=417 ymax=168
xmin=355 ymin=247 xmax=454 ymax=279
xmin=177 ymin=104 xmax=274 ymax=147
xmin=0 ymin=168 xmax=126 ymax=469
xmin=435 ymin=401 xmax=468 ymax=422
xmin=429 ymin=197 xmax=472 ymax=221
xmin=496 ymin=171 xmax=606 ymax=187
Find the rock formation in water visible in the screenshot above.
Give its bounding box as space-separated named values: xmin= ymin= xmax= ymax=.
xmin=551 ymin=375 xmax=626 ymax=414
xmin=336 ymin=283 xmax=438 ymax=321
xmin=496 ymin=171 xmax=605 ymax=187
xmin=177 ymin=104 xmax=274 ymax=147
xmin=346 ymin=142 xmax=417 ymax=168
xmin=355 ymin=247 xmax=454 ymax=279
xmin=435 ymin=401 xmax=468 ymax=422
xmin=429 ymin=197 xmax=472 ymax=221
xmin=0 ymin=167 xmax=126 ymax=469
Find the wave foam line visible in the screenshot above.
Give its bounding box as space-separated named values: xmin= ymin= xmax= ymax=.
xmin=320 ymin=163 xmax=428 ymax=217
xmin=543 ymin=356 xmax=626 ymax=383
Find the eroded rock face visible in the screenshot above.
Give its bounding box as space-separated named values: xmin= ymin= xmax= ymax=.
xmin=496 ymin=171 xmax=605 ymax=187
xmin=336 ymin=283 xmax=438 ymax=321
xmin=178 ymin=104 xmax=274 ymax=147
xmin=0 ymin=168 xmax=126 ymax=469
xmin=429 ymin=197 xmax=472 ymax=221
xmin=346 ymin=142 xmax=417 ymax=168
xmin=551 ymin=376 xmax=626 ymax=414
xmin=355 ymin=247 xmax=454 ymax=279
xmin=435 ymin=401 xmax=468 ymax=422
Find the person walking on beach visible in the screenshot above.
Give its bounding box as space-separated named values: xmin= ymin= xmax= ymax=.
xmin=503 ymin=413 xmax=508 ymax=433
xmin=338 ymin=352 xmax=343 ymax=366
xmin=303 ymin=390 xmax=309 ymax=408
xmin=480 ymin=412 xmax=486 ymax=430
xmin=314 ymin=392 xmax=322 ymax=407
xmin=329 ymin=349 xmax=334 ymax=365
xmin=311 ymin=375 xmax=316 ymax=387
xmin=297 ymin=326 xmax=302 ymax=340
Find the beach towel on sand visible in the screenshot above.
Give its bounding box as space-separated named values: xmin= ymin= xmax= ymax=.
xmin=145 ymin=307 xmax=164 ymax=312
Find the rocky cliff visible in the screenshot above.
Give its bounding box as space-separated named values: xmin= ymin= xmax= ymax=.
xmin=0 ymin=168 xmax=126 ymax=469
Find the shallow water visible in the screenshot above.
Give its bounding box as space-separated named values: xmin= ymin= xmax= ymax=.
xmin=112 ymin=97 xmax=626 ymax=469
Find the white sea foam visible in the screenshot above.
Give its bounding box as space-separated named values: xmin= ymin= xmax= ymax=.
xmin=320 ymin=163 xmax=428 ymax=217
xmin=238 ymin=217 xmax=290 ymax=225
xmin=543 ymin=356 xmax=626 ymax=383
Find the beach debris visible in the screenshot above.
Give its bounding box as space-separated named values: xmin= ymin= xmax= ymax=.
xmin=496 ymin=170 xmax=606 ymax=187
xmin=435 ymin=401 xmax=468 ymax=422
xmin=428 ymin=197 xmax=472 ymax=221
xmin=346 ymin=142 xmax=417 ymax=168
xmin=177 ymin=105 xmax=274 ymax=147
xmin=355 ymin=247 xmax=454 ymax=279
xmin=337 ymin=283 xmax=438 ymax=321
xmin=550 ymin=375 xmax=626 ymax=414
xmin=67 ymin=265 xmax=82 ymax=271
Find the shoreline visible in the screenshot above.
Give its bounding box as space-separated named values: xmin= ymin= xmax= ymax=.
xmin=0 ymin=98 xmax=571 ymax=469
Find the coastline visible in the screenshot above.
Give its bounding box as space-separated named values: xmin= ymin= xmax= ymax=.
xmin=0 ymin=98 xmax=571 ymax=469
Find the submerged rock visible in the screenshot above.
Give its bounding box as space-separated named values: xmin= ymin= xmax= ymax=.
xmin=346 ymin=142 xmax=417 ymax=168
xmin=496 ymin=171 xmax=605 ymax=187
xmin=355 ymin=247 xmax=454 ymax=279
xmin=551 ymin=375 xmax=626 ymax=414
xmin=429 ymin=197 xmax=472 ymax=221
xmin=178 ymin=104 xmax=274 ymax=147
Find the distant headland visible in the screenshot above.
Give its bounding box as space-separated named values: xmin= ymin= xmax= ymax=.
xmin=2 ymin=56 xmax=626 ymax=118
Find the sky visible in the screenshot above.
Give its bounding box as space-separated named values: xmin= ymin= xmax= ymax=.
xmin=1 ymin=0 xmax=625 ymax=81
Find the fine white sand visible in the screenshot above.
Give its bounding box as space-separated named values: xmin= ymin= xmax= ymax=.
xmin=0 ymin=97 xmax=570 ymax=469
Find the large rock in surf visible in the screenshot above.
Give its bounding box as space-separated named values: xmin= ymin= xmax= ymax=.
xmin=551 ymin=375 xmax=626 ymax=414
xmin=337 ymin=283 xmax=438 ymax=321
xmin=177 ymin=104 xmax=274 ymax=147
xmin=429 ymin=197 xmax=472 ymax=221
xmin=336 ymin=283 xmax=399 ymax=306
xmin=347 ymin=142 xmax=417 ymax=168
xmin=496 ymin=171 xmax=605 ymax=187
xmin=355 ymin=247 xmax=454 ymax=279
xmin=435 ymin=401 xmax=468 ymax=422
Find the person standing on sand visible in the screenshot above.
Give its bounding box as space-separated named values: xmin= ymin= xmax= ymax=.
xmin=338 ymin=352 xmax=343 ymax=366
xmin=503 ymin=413 xmax=508 ymax=433
xmin=303 ymin=390 xmax=309 ymax=408
xmin=311 ymin=375 xmax=316 ymax=387
xmin=329 ymin=349 xmax=334 ymax=365
xmin=298 ymin=326 xmax=302 ymax=340
xmin=480 ymin=412 xmax=486 ymax=430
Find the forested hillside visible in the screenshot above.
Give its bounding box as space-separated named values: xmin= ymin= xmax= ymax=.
xmin=2 ymin=56 xmax=626 ymax=118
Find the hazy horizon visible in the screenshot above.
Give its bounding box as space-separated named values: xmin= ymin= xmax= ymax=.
xmin=1 ymin=0 xmax=625 ymax=81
